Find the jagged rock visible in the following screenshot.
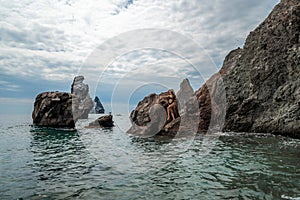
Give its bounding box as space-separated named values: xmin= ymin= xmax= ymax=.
xmin=32 ymin=92 xmax=76 ymax=128
xmin=86 ymin=115 xmax=114 ymax=128
xmin=191 ymin=0 xmax=300 ymax=138
xmin=176 ymin=78 xmax=194 ymax=112
xmin=128 ymin=90 xmax=181 ymax=136
xmin=94 ymin=96 xmax=105 ymax=114
xmin=71 ymin=76 xmax=94 ymax=119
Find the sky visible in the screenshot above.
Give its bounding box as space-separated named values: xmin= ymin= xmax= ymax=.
xmin=0 ymin=0 xmax=279 ymax=114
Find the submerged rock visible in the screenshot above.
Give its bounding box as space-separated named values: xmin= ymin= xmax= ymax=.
xmin=94 ymin=96 xmax=105 ymax=114
xmin=71 ymin=76 xmax=94 ymax=119
xmin=87 ymin=114 xmax=114 ymax=128
xmin=32 ymin=92 xmax=75 ymax=128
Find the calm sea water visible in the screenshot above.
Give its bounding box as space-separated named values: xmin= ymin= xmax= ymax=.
xmin=0 ymin=114 xmax=299 ymax=200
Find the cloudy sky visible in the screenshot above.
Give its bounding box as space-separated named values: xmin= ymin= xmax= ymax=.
xmin=0 ymin=0 xmax=279 ymax=114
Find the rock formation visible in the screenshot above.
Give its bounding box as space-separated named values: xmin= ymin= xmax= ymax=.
xmin=192 ymin=0 xmax=300 ymax=138
xmin=94 ymin=96 xmax=105 ymax=114
xmin=128 ymin=0 xmax=300 ymax=138
xmin=176 ymin=78 xmax=194 ymax=112
xmin=71 ymin=76 xmax=94 ymax=119
xmin=32 ymin=92 xmax=76 ymax=128
xmin=128 ymin=90 xmax=181 ymax=136
xmin=86 ymin=114 xmax=114 ymax=128
xmin=32 ymin=75 xmax=94 ymax=128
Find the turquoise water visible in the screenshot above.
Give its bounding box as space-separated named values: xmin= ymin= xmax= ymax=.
xmin=0 ymin=114 xmax=299 ymax=200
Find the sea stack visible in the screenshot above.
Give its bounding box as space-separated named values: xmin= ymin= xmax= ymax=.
xmin=71 ymin=76 xmax=94 ymax=119
xmin=94 ymin=96 xmax=105 ymax=114
xmin=176 ymin=78 xmax=194 ymax=112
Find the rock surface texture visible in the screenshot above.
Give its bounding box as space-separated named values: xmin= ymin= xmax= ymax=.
xmin=193 ymin=0 xmax=300 ymax=138
xmin=71 ymin=76 xmax=94 ymax=119
xmin=129 ymin=0 xmax=300 ymax=138
xmin=32 ymin=92 xmax=75 ymax=128
xmin=128 ymin=91 xmax=181 ymax=136
xmin=32 ymin=76 xmax=94 ymax=128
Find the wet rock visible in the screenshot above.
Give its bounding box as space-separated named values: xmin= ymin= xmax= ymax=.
xmin=87 ymin=114 xmax=114 ymax=128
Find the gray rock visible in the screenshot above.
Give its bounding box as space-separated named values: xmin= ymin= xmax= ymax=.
xmin=176 ymin=78 xmax=194 ymax=112
xmin=71 ymin=76 xmax=94 ymax=119
xmin=190 ymin=0 xmax=300 ymax=138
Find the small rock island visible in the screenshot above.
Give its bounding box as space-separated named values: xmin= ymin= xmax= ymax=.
xmin=32 ymin=75 xmax=94 ymax=128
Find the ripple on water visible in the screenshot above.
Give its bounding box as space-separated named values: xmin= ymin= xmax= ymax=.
xmin=0 ymin=115 xmax=299 ymax=199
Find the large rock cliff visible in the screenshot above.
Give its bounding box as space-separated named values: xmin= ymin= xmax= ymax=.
xmin=194 ymin=0 xmax=300 ymax=138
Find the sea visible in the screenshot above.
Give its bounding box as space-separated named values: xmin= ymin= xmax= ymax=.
xmin=0 ymin=114 xmax=299 ymax=200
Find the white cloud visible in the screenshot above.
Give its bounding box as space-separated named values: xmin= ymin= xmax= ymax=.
xmin=0 ymin=80 xmax=20 ymax=91
xmin=0 ymin=0 xmax=279 ymax=98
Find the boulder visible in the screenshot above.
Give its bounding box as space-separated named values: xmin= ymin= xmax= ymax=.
xmin=71 ymin=76 xmax=94 ymax=119
xmin=32 ymin=92 xmax=76 ymax=128
xmin=94 ymin=96 xmax=105 ymax=114
xmin=87 ymin=114 xmax=114 ymax=128
xmin=128 ymin=90 xmax=181 ymax=136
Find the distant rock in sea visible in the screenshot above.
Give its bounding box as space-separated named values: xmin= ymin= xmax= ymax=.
xmin=32 ymin=92 xmax=75 ymax=128
xmin=71 ymin=76 xmax=94 ymax=119
xmin=176 ymin=78 xmax=194 ymax=113
xmin=94 ymin=96 xmax=105 ymax=114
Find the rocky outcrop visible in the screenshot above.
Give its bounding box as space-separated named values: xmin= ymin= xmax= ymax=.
xmin=128 ymin=0 xmax=300 ymax=138
xmin=32 ymin=92 xmax=75 ymax=128
xmin=32 ymin=75 xmax=94 ymax=128
xmin=86 ymin=114 xmax=114 ymax=128
xmin=94 ymin=96 xmax=105 ymax=114
xmin=128 ymin=90 xmax=181 ymax=136
xmin=176 ymin=78 xmax=194 ymax=112
xmin=192 ymin=0 xmax=300 ymax=138
xmin=71 ymin=76 xmax=94 ymax=119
